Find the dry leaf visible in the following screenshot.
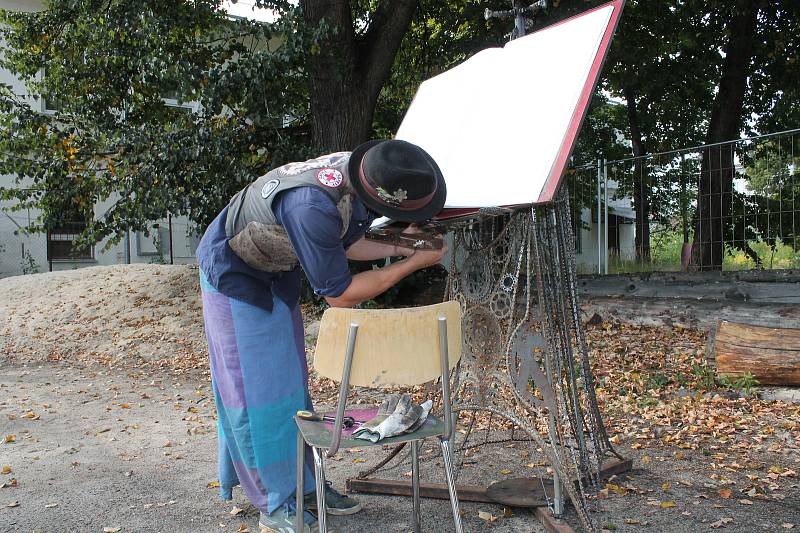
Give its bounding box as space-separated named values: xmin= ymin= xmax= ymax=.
xmin=230 ymin=506 xmax=243 ymax=516
xmin=502 ymin=507 xmax=514 ymax=518
xmin=738 ymin=499 xmax=753 ymax=505
xmin=710 ymin=517 xmax=734 ymax=529
xmin=659 ymin=501 xmax=677 ymax=508
xmin=7 ymin=501 xmax=19 ymax=508
xmin=661 ymin=482 xmax=672 ymax=490
xmin=103 ymin=528 xmax=122 ymax=533
xmin=718 ymin=488 xmax=733 ymax=499
xmin=781 ymin=524 xmax=795 ymax=529
xmin=207 ymin=481 xmax=220 ymax=488
xmin=478 ymin=510 xmax=498 ymax=522
xmin=499 ymin=469 xmax=512 ymax=475
xmin=45 ymin=503 xmax=58 ymax=508
xmin=120 ymin=404 xmax=130 ymax=409
xmin=641 ymin=455 xmax=652 ymax=465
xmin=1 ymin=466 xmax=10 ymax=474
xmin=624 ymin=519 xmax=641 ymax=525
xmin=353 ymin=458 xmax=367 ymax=463
xmin=606 ymin=483 xmax=628 ymax=496
xmin=3 ymin=435 xmax=15 ymax=444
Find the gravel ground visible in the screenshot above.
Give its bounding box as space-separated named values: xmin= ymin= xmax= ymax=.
xmin=0 ymin=362 xmax=545 ymax=533
xmin=2 ymin=265 xmax=799 ymax=532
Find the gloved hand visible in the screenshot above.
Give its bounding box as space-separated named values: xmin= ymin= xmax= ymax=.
xmin=353 ymin=394 xmax=433 ymax=443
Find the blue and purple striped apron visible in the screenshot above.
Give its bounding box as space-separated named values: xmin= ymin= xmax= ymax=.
xmin=200 ymin=269 xmax=316 ymax=514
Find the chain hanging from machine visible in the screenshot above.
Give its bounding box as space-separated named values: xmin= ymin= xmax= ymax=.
xmin=445 ymin=188 xmax=621 ymax=531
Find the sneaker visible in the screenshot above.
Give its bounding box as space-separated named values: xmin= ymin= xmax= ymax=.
xmin=304 ymin=481 xmax=363 ymax=516
xmin=259 ymin=502 xmax=319 ymax=533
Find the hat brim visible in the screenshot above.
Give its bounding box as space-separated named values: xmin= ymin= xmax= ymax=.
xmin=348 ymin=140 xmax=447 ymax=223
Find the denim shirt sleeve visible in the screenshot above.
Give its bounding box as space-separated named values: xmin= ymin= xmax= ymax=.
xmin=273 ymin=187 xmax=353 ymax=298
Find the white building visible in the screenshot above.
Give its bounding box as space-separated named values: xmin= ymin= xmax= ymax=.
xmin=573 ymin=178 xmax=636 ymax=274
xmin=0 ymin=0 xmax=221 ymax=277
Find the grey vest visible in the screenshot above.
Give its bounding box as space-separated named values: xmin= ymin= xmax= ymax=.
xmin=225 ymin=152 xmax=354 ymax=272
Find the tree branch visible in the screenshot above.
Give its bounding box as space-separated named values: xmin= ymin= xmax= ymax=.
xmin=359 ymin=0 xmax=418 ymax=95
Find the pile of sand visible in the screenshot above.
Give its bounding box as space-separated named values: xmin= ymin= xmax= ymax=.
xmin=0 ymin=264 xmax=208 ymax=369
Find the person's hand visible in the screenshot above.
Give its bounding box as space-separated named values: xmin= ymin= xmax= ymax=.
xmin=406 ymin=240 xmax=448 ymax=269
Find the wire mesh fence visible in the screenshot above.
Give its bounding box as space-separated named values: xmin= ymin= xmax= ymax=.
xmin=569 ymin=128 xmax=800 ymax=274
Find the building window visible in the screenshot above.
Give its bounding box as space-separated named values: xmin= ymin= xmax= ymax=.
xmin=47 ymin=222 xmax=94 ymax=261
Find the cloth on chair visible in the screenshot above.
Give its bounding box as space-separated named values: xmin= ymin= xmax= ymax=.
xmin=200 ymin=269 xmax=316 ymax=514
xmin=352 ymin=394 xmax=433 ymax=443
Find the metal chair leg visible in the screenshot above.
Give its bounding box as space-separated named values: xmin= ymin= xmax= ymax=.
xmin=411 ymin=440 xmax=422 ymax=533
xmin=312 ymin=446 xmax=327 ymax=533
xmin=296 ymin=430 xmax=306 ymax=533
xmin=439 ymin=438 xmax=463 ymax=533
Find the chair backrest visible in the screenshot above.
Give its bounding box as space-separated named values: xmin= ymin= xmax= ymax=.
xmin=313 ymin=301 xmax=462 ymax=388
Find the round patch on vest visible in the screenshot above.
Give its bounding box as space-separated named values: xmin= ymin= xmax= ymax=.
xmin=261 ymin=178 xmax=280 ymax=199
xmin=317 ymin=168 xmax=343 ymax=188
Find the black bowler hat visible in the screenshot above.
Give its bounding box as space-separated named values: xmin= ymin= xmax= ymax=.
xmin=348 ymin=139 xmax=446 ymax=223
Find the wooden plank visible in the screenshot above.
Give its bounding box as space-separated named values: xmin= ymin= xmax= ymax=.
xmin=346 ymin=478 xmax=496 ymax=503
xmin=346 ymin=457 xmax=633 ymax=502
xmin=713 ymin=321 xmax=800 ymax=385
xmin=535 ymin=508 xmax=577 ymax=533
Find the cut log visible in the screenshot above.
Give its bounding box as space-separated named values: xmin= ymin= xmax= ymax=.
xmin=710 ymin=321 xmax=800 ymax=386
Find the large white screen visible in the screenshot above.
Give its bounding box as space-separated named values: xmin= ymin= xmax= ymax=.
xmin=396 ymin=4 xmax=617 ymax=208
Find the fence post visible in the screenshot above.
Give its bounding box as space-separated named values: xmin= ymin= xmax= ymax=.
xmin=603 ymin=159 xmax=609 ymax=275
xmin=597 ymin=159 xmax=602 ymax=274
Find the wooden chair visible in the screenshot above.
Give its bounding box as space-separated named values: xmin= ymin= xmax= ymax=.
xmin=294 ymin=301 xmax=464 ymax=533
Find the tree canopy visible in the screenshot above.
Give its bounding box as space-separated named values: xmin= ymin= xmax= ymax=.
xmin=0 ymin=0 xmax=797 ymax=266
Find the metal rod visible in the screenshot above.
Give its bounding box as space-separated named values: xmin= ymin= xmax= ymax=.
xmin=411 ymin=441 xmax=422 ymax=533
xmin=313 ymin=447 xmax=328 ymax=533
xmin=439 ymin=438 xmax=464 ymax=533
xmin=603 ymin=160 xmax=608 ymax=275
xmin=573 ymin=126 xmax=800 ymax=169
xmin=328 ymin=323 xmax=358 ymax=457
xmin=438 ymin=316 xmax=454 ymax=441
xmin=596 ymin=159 xmax=601 ymax=274
xmin=295 ymin=430 xmax=306 ymax=533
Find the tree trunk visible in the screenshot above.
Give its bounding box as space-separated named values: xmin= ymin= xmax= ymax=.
xmin=300 ymin=0 xmax=418 ymax=153
xmin=623 ymin=85 xmax=650 ymax=262
xmin=691 ymin=0 xmax=759 ymax=270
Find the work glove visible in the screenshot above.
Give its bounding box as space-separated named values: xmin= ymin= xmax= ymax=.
xmin=353 ymin=394 xmax=433 ymax=443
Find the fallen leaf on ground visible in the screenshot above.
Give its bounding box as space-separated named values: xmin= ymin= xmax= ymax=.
xmin=781 ymin=524 xmax=794 ymax=529
xmin=502 ymin=507 xmax=514 ymax=518
xmin=230 ymin=506 xmax=243 ymax=516
xmin=718 ymin=488 xmax=732 ymax=499
xmin=660 ymin=501 xmax=677 ymax=508
xmin=738 ymin=499 xmax=753 ymax=505
xmin=207 ymin=481 xmax=220 ymax=488
xmin=710 ymin=517 xmax=734 ymax=528
xmin=103 ymin=528 xmax=122 ymax=533
xmin=1 ymin=466 xmax=10 ymax=474
xmin=478 ymin=510 xmax=498 ymax=522
xmin=606 ymin=483 xmax=628 ymax=496
xmin=7 ymin=501 xmax=19 ymax=507
xmin=499 ymin=469 xmax=512 ymax=475
xmin=4 ymin=435 xmax=15 ymax=444
xmin=45 ymin=503 xmax=58 ymax=508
